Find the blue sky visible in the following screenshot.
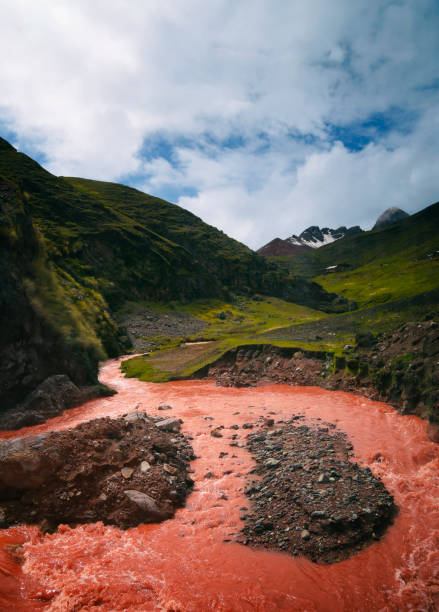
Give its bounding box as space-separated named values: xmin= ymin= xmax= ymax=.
xmin=1 ymin=0 xmax=438 ymax=249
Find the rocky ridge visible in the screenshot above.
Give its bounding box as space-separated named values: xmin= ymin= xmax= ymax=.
xmin=257 ymin=225 xmax=363 ymax=255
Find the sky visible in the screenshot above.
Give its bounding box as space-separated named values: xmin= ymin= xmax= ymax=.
xmin=1 ymin=0 xmax=438 ymax=249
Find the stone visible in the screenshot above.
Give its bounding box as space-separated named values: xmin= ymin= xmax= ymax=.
xmin=121 ymin=467 xmax=134 ymax=479
xmin=155 ymin=418 xmax=181 ymax=433
xmin=318 ymin=473 xmax=330 ymax=483
xmin=157 ymin=404 xmax=173 ymax=410
xmin=210 ymin=428 xmax=223 ymax=438
xmin=265 ymin=458 xmax=280 ymax=468
xmin=124 ymin=490 xmax=161 ymax=514
xmin=311 ymin=510 xmax=327 ymax=519
xmin=140 ymin=461 xmax=151 ymax=472
xmin=124 ymin=412 xmax=141 ymax=422
xmin=163 ymin=463 xmax=178 ymax=475
xmin=301 ymin=529 xmax=311 ymax=540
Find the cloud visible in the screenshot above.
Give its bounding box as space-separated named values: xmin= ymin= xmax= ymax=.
xmin=0 ymin=0 xmax=438 ymax=248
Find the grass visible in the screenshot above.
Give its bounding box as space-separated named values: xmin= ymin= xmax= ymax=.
xmin=316 ymin=257 xmax=439 ymax=308
xmin=121 ymin=295 xmax=328 ymax=381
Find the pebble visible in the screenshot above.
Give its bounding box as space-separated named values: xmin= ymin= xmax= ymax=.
xmin=265 ymin=458 xmax=280 ymax=468
xmin=140 ymin=461 xmax=151 ymax=472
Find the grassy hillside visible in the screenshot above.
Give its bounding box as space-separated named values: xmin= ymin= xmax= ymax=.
xmin=0 ymin=137 xmax=350 ymax=312
xmin=270 ymin=201 xmax=439 ymax=280
xmin=122 ymin=200 xmax=439 ymax=385
xmin=0 ymin=136 xmax=351 ymax=412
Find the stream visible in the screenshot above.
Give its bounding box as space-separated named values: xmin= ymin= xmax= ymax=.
xmin=0 ymin=356 xmax=438 ymax=611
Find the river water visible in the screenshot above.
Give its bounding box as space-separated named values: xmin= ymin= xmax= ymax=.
xmin=0 ymin=357 xmax=438 ymax=611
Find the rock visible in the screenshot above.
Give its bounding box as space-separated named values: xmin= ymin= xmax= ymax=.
xmin=301 ymin=529 xmax=311 ymax=540
xmin=157 ymin=404 xmax=173 ymax=410
xmin=210 ymin=428 xmax=223 ymax=438
xmin=121 ymin=467 xmax=134 ymax=479
xmin=124 ymin=413 xmax=141 ymax=422
xmin=265 ymin=458 xmax=280 ymax=468
xmin=155 ymin=418 xmax=181 ymax=433
xmin=318 ymin=473 xmax=330 ymax=483
xmin=163 ymin=463 xmax=178 ymax=475
xmin=124 ymin=490 xmax=161 ymax=515
xmin=0 ymin=375 xmax=109 ymax=431
xmin=140 ymin=461 xmax=151 ymax=472
xmin=311 ymin=510 xmax=327 ymax=519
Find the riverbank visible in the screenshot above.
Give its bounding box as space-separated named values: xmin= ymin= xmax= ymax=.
xmin=193 ymin=318 xmax=439 ymax=436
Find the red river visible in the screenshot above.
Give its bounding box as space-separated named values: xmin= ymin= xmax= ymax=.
xmin=0 ymin=357 xmax=438 ymax=611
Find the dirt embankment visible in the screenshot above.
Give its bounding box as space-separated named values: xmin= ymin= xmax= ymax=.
xmin=0 ymin=413 xmax=195 ymax=531
xmin=239 ymin=418 xmax=396 ymax=563
xmin=194 ymin=319 xmax=439 ymax=435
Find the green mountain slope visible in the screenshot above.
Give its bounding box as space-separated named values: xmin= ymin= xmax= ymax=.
xmin=270 ymin=201 xmax=439 ymax=281
xmin=0 ymin=138 xmax=350 ymax=311
xmin=0 ymin=137 xmax=351 ymax=415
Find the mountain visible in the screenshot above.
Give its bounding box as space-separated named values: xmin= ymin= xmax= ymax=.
xmin=257 ymin=238 xmax=311 ymax=256
xmin=286 ymin=225 xmax=363 ymax=249
xmin=258 ymin=225 xmax=363 ymax=255
xmin=290 ymin=201 xmax=438 ymax=278
xmin=372 ymin=207 xmax=409 ymax=230
xmin=0 ymin=137 xmax=353 ymax=420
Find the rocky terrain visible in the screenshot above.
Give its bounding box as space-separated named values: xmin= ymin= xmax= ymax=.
xmin=0 ymin=413 xmax=195 ymax=531
xmin=257 ymin=225 xmax=363 ymax=255
xmin=239 ymin=418 xmax=396 ymax=563
xmin=0 ymin=375 xmax=113 ymax=431
xmin=123 ymin=306 xmax=207 ymax=352
xmin=194 ymin=318 xmax=439 ymax=435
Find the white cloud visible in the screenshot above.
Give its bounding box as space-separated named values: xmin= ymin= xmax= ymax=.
xmin=0 ymin=0 xmax=438 ymax=248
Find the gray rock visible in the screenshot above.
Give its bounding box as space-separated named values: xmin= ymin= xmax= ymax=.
xmin=140 ymin=461 xmax=151 ymax=472
xmin=155 ymin=418 xmax=181 ymax=433
xmin=124 ymin=413 xmax=141 ymax=422
xmin=301 ymin=529 xmax=311 ymax=540
xmin=124 ymin=490 xmax=161 ymax=514
xmin=311 ymin=510 xmax=327 ymax=519
xmin=265 ymin=458 xmax=280 ymax=468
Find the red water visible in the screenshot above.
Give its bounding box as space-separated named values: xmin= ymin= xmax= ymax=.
xmin=1 ymin=357 xmax=438 ymax=611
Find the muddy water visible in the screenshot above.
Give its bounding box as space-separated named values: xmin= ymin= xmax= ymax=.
xmin=1 ymin=357 xmax=438 ymax=611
